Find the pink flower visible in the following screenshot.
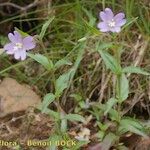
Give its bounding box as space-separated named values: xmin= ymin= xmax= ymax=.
xmin=4 ymin=31 xmax=36 ymax=60
xmin=97 ymin=8 xmax=126 ymax=33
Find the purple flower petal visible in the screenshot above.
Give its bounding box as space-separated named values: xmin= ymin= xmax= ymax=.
xmin=114 ymin=12 xmax=126 ymax=26
xmin=97 ymin=22 xmax=109 ymax=32
xmin=114 ymin=13 xmax=125 ymax=21
xmin=6 ymin=50 xmax=15 ymax=55
xmin=14 ymin=51 xmax=21 ymax=60
xmin=13 ymin=31 xmax=22 ymax=42
xmin=4 ymin=43 xmax=16 ymax=54
xmin=8 ymin=33 xmax=16 ymax=43
xmin=109 ymin=27 xmax=121 ymax=33
xmin=104 ymin=8 xmax=114 ymax=20
xmin=14 ymin=49 xmax=27 ymax=60
xmin=98 ymin=8 xmax=126 ymax=33
xmin=100 ymin=11 xmax=107 ymax=21
xmin=109 ymin=28 xmax=115 ymax=32
xmin=4 ymin=43 xmax=14 ymax=51
xmin=23 ymin=36 xmax=36 ymax=50
xmin=114 ymin=27 xmax=121 ymax=33
xmin=20 ymin=50 xmax=26 ymax=60
xmin=8 ymin=31 xmax=22 ymax=43
xmin=4 ymin=30 xmax=36 ymax=60
xmin=116 ymin=19 xmax=126 ymax=26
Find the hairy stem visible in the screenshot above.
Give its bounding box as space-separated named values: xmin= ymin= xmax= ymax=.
xmin=115 ymin=46 xmax=122 ymax=121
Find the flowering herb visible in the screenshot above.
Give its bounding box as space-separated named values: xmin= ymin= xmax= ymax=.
xmin=97 ymin=8 xmax=126 ymax=33
xmin=4 ymin=31 xmax=36 ymax=60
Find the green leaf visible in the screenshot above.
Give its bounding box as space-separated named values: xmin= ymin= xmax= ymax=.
xmin=118 ymin=74 xmax=129 ymax=102
xmin=55 ymin=69 xmax=74 ymax=97
xmin=60 ymin=112 xmax=67 ymax=132
xmin=97 ymin=122 xmax=109 ymax=131
xmin=97 ymin=130 xmax=105 ymax=140
xmin=27 ymin=53 xmax=53 ymax=70
xmin=92 ymin=103 xmax=120 ymax=121
xmin=54 ymin=59 xmax=72 ymax=69
xmin=39 ymin=93 xmax=55 ymax=113
xmin=96 ymin=42 xmax=113 ymax=52
xmin=39 ymin=16 xmax=55 ymax=39
xmin=63 ymin=114 xmax=85 ymax=123
xmin=123 ymin=66 xmax=150 ymax=75
xmin=101 ymin=133 xmax=118 ymax=150
xmin=65 ymin=42 xmax=86 ymax=90
xmin=15 ymin=27 xmax=29 ymax=37
xmin=104 ymin=98 xmax=117 ymax=115
xmin=119 ymin=118 xmax=148 ymax=138
xmin=98 ymin=50 xmax=121 ymax=74
xmin=70 ymin=94 xmax=82 ymax=102
xmin=109 ymin=108 xmax=120 ymax=122
xmin=42 ymin=107 xmax=60 ymax=119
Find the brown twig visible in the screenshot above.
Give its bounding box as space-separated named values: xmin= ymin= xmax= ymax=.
xmin=98 ymin=72 xmax=112 ymax=102
xmin=0 ymin=2 xmax=23 ymax=10
xmin=127 ymin=39 xmax=149 ymax=77
xmin=0 ymin=0 xmax=39 ymax=12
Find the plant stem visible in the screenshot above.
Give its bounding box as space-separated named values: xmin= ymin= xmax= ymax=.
xmin=117 ymin=78 xmax=122 ymax=121
xmin=115 ymin=46 xmax=122 ymax=121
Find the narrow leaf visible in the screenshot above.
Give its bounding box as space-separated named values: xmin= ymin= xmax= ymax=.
xmin=55 ymin=69 xmax=74 ymax=97
xmin=96 ymin=42 xmax=113 ymax=52
xmin=27 ymin=53 xmax=53 ymax=70
xmin=119 ymin=74 xmax=129 ymax=102
xmin=123 ymin=66 xmax=150 ymax=75
xmin=63 ymin=114 xmax=85 ymax=123
xmin=104 ymin=98 xmax=117 ymax=115
xmin=39 ymin=93 xmax=55 ymax=113
xmin=54 ymin=59 xmax=72 ymax=69
xmin=60 ymin=112 xmax=67 ymax=132
xmin=15 ymin=27 xmax=29 ymax=37
xmin=119 ymin=118 xmax=148 ymax=138
xmin=45 ymin=108 xmax=60 ymax=119
xmin=98 ymin=50 xmax=121 ymax=74
xmin=101 ymin=133 xmax=118 ymax=150
xmin=109 ymin=109 xmax=120 ymax=121
xmin=39 ymin=16 xmax=55 ymax=39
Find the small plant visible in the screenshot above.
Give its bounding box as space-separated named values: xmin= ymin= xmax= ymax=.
xmin=1 ymin=4 xmax=150 ymax=150
xmin=95 ymin=7 xmax=150 ymax=149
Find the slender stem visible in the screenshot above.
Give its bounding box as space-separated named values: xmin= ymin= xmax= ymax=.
xmin=117 ymin=74 xmax=122 ymax=121
xmin=114 ymin=45 xmax=122 ymax=121
xmin=40 ymin=41 xmax=63 ymax=117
